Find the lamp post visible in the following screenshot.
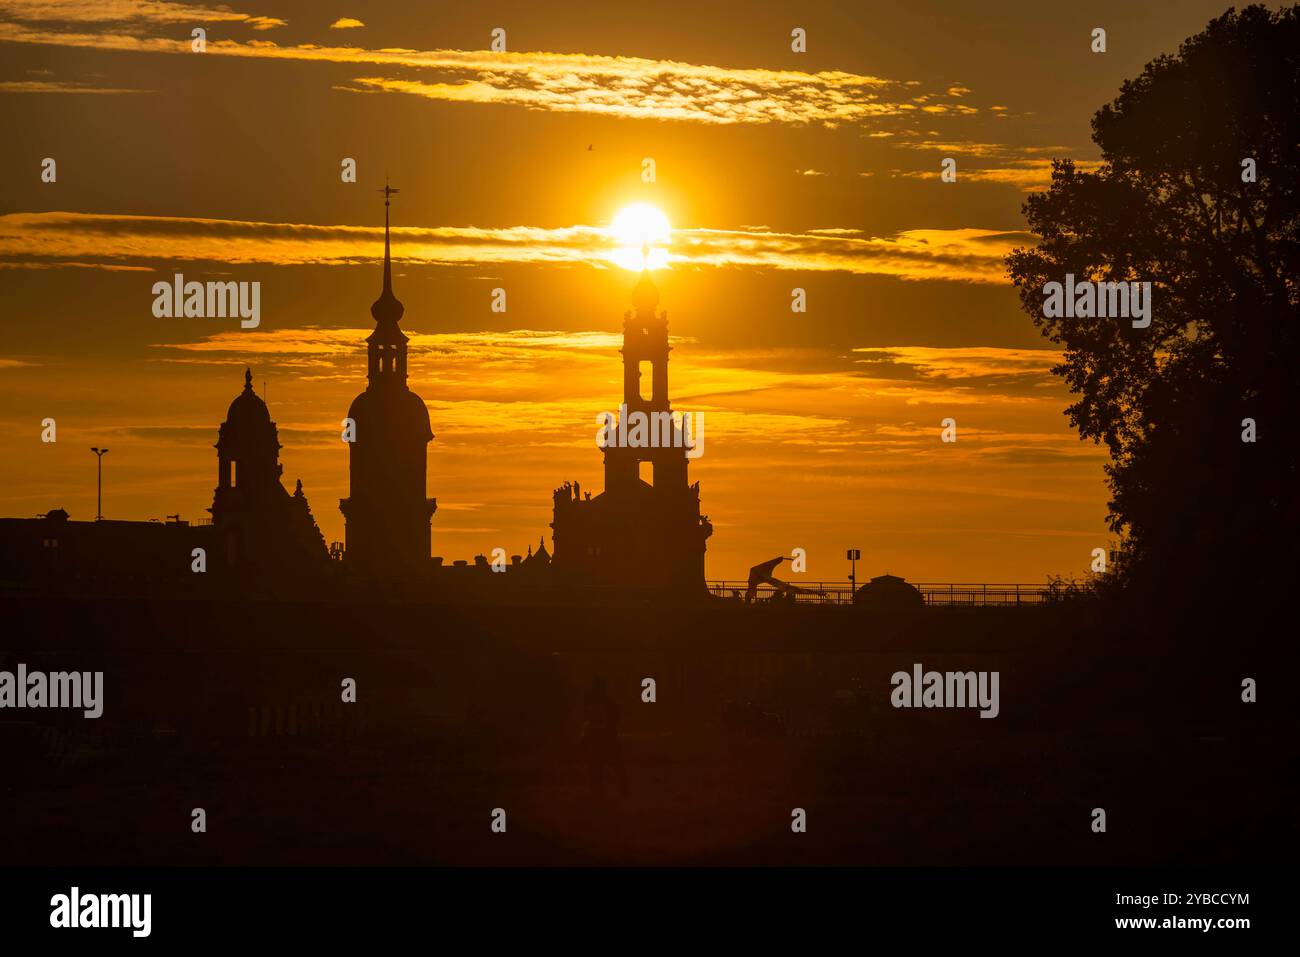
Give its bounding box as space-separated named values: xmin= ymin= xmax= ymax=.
xmin=846 ymin=548 xmax=861 ymax=600
xmin=90 ymin=447 xmax=108 ymax=520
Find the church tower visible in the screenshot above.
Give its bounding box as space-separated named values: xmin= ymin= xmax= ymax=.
xmin=339 ymin=185 xmax=436 ymax=575
xmin=550 ymin=271 xmax=712 ymax=593
xmin=209 ymin=368 xmax=328 ymax=575
xmin=604 ymin=272 xmax=692 ymax=496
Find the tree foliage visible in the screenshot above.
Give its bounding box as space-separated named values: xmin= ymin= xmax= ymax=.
xmin=1007 ymin=5 xmax=1299 ymax=597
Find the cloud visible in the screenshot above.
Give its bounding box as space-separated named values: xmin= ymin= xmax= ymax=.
xmin=852 ymin=346 xmax=1060 ymax=381
xmin=336 ymin=68 xmax=921 ymax=127
xmin=0 ymin=78 xmax=151 ymax=92
xmin=959 ymin=160 xmax=1104 ymax=190
xmin=0 ymin=259 xmax=151 ymax=269
xmin=897 ymin=139 xmax=1016 ymax=157
xmin=0 ymin=15 xmax=973 ymax=129
xmin=840 ymin=345 xmax=1083 ymax=411
xmin=329 ymin=17 xmax=363 ymax=29
xmin=865 ymin=137 xmax=1103 ymax=190
xmin=148 ymin=329 xmax=1073 ymax=439
xmin=160 ymin=327 xmax=623 ymax=363
xmin=1 ymin=211 xmax=1031 ymax=283
xmin=0 ymin=1 xmax=285 ymax=28
xmin=917 ymin=103 xmax=977 ymax=115
xmin=884 ymin=158 xmax=1104 ymax=191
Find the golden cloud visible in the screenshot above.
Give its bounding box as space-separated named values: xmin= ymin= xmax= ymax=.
xmin=0 ymin=77 xmax=151 ymax=92
xmin=885 ymin=158 xmax=1104 ymax=191
xmin=0 ymin=15 xmax=972 ymax=129
xmin=0 ymin=0 xmax=285 ymax=27
xmin=1 ymin=211 xmax=1032 ymax=283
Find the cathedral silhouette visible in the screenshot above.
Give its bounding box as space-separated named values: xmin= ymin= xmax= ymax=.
xmin=0 ymin=193 xmax=713 ymax=601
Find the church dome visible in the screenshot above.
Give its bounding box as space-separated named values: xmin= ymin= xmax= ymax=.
xmin=224 ymin=368 xmax=271 ymax=429
xmin=347 ymin=385 xmax=433 ymax=443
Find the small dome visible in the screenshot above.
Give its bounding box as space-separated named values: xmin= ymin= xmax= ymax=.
xmin=225 ymin=368 xmax=271 ymax=428
xmin=371 ymin=287 xmax=405 ymax=325
xmin=852 ymin=573 xmax=925 ymax=610
xmin=632 ymin=271 xmax=659 ymax=314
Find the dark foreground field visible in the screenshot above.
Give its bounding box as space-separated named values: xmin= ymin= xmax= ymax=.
xmin=1 ymin=595 xmax=1292 ymax=866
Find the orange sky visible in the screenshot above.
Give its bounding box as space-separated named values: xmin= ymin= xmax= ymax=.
xmin=0 ymin=0 xmax=1245 ymax=581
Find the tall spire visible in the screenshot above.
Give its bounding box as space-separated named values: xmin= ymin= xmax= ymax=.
xmin=371 ymin=180 xmax=404 ymax=324
xmin=382 ymin=180 xmax=397 ymax=296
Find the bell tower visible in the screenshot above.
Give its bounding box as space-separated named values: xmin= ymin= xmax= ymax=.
xmin=550 ymin=270 xmax=713 ymax=593
xmin=604 ymin=270 xmax=688 ymax=494
xmin=339 ymin=184 xmax=437 ymax=575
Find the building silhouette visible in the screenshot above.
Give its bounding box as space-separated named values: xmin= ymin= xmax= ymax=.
xmin=209 ymin=368 xmax=328 ymax=575
xmin=550 ymin=271 xmax=712 ymax=593
xmin=0 ymin=366 xmax=331 ymax=592
xmin=0 ymin=218 xmax=721 ymax=600
xmin=0 ymin=509 xmax=212 ymax=592
xmin=339 ymin=187 xmax=437 ymax=576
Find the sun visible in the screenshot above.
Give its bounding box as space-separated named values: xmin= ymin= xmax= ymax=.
xmin=607 ymin=202 xmax=672 ymax=271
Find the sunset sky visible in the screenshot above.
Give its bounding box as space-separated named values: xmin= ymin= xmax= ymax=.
xmin=0 ymin=0 xmax=1241 ymax=581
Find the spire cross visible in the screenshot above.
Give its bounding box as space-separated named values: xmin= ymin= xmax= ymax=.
xmin=376 ymin=179 xmax=401 ymax=298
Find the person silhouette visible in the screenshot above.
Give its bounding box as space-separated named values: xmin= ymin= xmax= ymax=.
xmin=582 ymin=676 xmax=628 ymax=798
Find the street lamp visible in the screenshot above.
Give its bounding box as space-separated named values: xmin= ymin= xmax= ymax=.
xmin=90 ymin=447 xmax=108 ymax=520
xmin=846 ymin=548 xmax=861 ymax=597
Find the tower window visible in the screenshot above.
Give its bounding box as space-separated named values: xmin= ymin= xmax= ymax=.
xmin=231 ymin=460 xmax=237 ymax=487
xmin=639 ymin=460 xmax=653 ymax=487
xmin=639 ymin=360 xmax=653 ymax=401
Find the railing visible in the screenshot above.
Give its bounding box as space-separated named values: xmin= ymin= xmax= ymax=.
xmin=706 ymin=581 xmax=1050 ymax=607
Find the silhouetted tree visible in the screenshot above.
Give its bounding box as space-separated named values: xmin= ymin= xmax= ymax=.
xmin=1007 ymin=5 xmax=1299 ymax=603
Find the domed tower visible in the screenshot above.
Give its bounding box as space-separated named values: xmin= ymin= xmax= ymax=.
xmin=214 ymin=368 xmax=281 ymax=503
xmin=339 ymin=185 xmax=437 ymax=575
xmin=210 ymin=368 xmax=328 ymax=573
